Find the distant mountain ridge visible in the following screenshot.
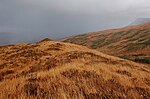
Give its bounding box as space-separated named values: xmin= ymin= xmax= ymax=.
xmin=129 ymin=18 xmax=150 ymax=26
xmin=62 ymin=22 xmax=150 ymax=60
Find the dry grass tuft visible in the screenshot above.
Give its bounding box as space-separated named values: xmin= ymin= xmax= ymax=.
xmin=0 ymin=41 xmax=150 ymax=99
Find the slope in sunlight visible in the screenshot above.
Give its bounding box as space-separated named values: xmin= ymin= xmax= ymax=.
xmin=63 ymin=22 xmax=150 ymax=63
xmin=0 ymin=40 xmax=150 ymax=99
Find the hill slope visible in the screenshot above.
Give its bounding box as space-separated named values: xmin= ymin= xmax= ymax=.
xmin=0 ymin=40 xmax=150 ymax=98
xmin=63 ymin=22 xmax=150 ymax=61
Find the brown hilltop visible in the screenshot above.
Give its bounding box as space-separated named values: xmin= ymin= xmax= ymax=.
xmin=0 ymin=40 xmax=150 ymax=98
xmin=37 ymin=38 xmax=52 ymax=43
xmin=62 ymin=22 xmax=150 ymax=61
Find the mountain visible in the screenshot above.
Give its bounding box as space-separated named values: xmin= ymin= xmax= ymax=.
xmin=0 ymin=40 xmax=150 ymax=98
xmin=62 ymin=22 xmax=150 ymax=61
xmin=129 ymin=18 xmax=150 ymax=26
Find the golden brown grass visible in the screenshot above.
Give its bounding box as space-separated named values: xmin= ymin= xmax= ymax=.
xmin=0 ymin=40 xmax=150 ymax=99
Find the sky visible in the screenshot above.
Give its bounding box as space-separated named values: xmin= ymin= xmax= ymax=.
xmin=0 ymin=0 xmax=150 ymax=44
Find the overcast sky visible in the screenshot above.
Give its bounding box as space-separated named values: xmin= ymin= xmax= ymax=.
xmin=0 ymin=0 xmax=150 ymax=44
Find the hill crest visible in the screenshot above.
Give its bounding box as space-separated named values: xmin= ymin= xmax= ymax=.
xmin=0 ymin=41 xmax=150 ymax=98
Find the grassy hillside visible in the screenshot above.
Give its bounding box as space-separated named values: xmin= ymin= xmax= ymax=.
xmin=0 ymin=40 xmax=150 ymax=98
xmin=62 ymin=22 xmax=150 ymax=62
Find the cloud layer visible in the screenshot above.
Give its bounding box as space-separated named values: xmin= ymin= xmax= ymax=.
xmin=0 ymin=0 xmax=150 ymax=44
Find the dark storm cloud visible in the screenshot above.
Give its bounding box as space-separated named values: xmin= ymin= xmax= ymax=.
xmin=0 ymin=0 xmax=150 ymax=45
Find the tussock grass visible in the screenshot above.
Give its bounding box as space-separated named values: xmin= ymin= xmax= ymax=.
xmin=0 ymin=40 xmax=150 ymax=99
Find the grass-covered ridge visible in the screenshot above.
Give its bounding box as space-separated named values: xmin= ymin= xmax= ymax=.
xmin=0 ymin=40 xmax=150 ymax=98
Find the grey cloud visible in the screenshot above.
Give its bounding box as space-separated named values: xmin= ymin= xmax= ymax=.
xmin=0 ymin=0 xmax=150 ymax=45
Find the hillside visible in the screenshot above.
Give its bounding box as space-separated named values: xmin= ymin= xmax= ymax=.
xmin=63 ymin=22 xmax=150 ymax=61
xmin=0 ymin=40 xmax=150 ymax=98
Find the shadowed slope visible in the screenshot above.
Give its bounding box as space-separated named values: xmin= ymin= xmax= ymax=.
xmin=0 ymin=40 xmax=150 ymax=99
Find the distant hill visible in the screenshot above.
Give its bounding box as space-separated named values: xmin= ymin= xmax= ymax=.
xmin=62 ymin=22 xmax=150 ymax=60
xmin=129 ymin=18 xmax=150 ymax=26
xmin=0 ymin=40 xmax=150 ymax=98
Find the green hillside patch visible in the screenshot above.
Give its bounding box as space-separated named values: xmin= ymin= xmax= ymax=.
xmin=126 ymin=39 xmax=149 ymax=51
xmin=99 ymin=38 xmax=120 ymax=47
xmin=102 ymin=33 xmax=112 ymax=37
xmin=125 ymin=30 xmax=145 ymax=39
xmin=91 ymin=39 xmax=105 ymax=48
xmin=134 ymin=58 xmax=150 ymax=64
xmin=138 ymin=38 xmax=148 ymax=42
xmin=125 ymin=43 xmax=142 ymax=51
xmin=140 ymin=39 xmax=150 ymax=45
xmin=118 ymin=56 xmax=132 ymax=61
xmin=118 ymin=56 xmax=150 ymax=64
xmin=125 ymin=33 xmax=137 ymax=39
